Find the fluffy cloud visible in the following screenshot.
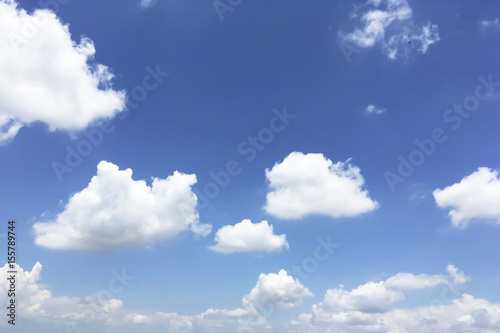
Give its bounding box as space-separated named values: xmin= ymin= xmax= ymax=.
xmin=340 ymin=0 xmax=440 ymax=60
xmin=209 ymin=219 xmax=289 ymax=254
xmin=242 ymin=269 xmax=313 ymax=310
xmin=0 ymin=263 xmax=304 ymax=332
xmin=293 ymin=293 xmax=500 ymax=333
xmin=365 ymin=104 xmax=386 ymax=114
xmin=0 ymin=0 xmax=125 ymax=143
xmin=433 ymin=167 xmax=500 ymax=228
xmin=33 ymin=161 xmax=211 ymax=253
xmin=3 ymin=263 xmax=499 ymax=333
xmin=312 ymin=265 xmax=463 ymax=314
xmin=290 ymin=265 xmax=500 ymax=333
xmin=0 ymin=262 xmax=125 ymax=330
xmin=264 ymin=152 xmax=378 ymax=219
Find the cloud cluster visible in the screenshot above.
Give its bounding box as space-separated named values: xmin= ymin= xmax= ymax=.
xmin=209 ymin=219 xmax=289 ymax=253
xmin=0 ymin=0 xmax=125 ymax=143
xmin=291 ymin=265 xmax=500 ymax=333
xmin=340 ymin=0 xmax=440 ymax=60
xmin=4 ymin=263 xmax=499 ymax=333
xmin=433 ymin=167 xmax=500 ymax=228
xmin=33 ymin=161 xmax=211 ymax=253
xmin=0 ymin=263 xmax=309 ymax=332
xmin=264 ymin=152 xmax=378 ymax=219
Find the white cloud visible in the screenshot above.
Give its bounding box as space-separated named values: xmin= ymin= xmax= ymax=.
xmin=293 ymin=293 xmax=500 ymax=333
xmin=264 ymin=152 xmax=378 ymax=219
xmin=291 ymin=265 xmax=500 ymax=333
xmin=242 ymin=269 xmax=313 ymax=310
xmin=365 ymin=104 xmax=386 ymax=114
xmin=0 ymin=263 xmax=299 ymax=332
xmin=480 ymin=18 xmax=500 ymax=30
xmin=3 ymin=263 xmax=499 ymax=333
xmin=0 ymin=262 xmax=125 ymax=326
xmin=312 ymin=265 xmax=462 ymax=314
xmin=0 ymin=0 xmax=125 ymax=143
xmin=433 ymin=167 xmax=500 ymax=228
xmin=33 ymin=161 xmax=211 ymax=253
xmin=209 ymin=219 xmax=289 ymax=254
xmin=139 ymin=0 xmax=157 ymax=9
xmin=340 ymin=0 xmax=440 ymax=60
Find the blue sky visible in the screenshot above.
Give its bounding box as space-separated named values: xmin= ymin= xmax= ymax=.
xmin=1 ymin=0 xmax=500 ymax=332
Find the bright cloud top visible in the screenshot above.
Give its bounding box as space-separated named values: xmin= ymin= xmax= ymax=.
xmin=242 ymin=269 xmax=313 ymax=310
xmin=33 ymin=161 xmax=211 ymax=253
xmin=366 ymin=104 xmax=387 ymax=114
xmin=209 ymin=219 xmax=289 ymax=254
xmin=340 ymin=0 xmax=440 ymax=60
xmin=265 ymin=152 xmax=378 ymax=219
xmin=0 ymin=0 xmax=125 ymax=143
xmin=433 ymin=167 xmax=500 ymax=228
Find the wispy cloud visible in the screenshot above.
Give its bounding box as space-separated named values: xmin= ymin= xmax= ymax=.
xmin=366 ymin=104 xmax=387 ymax=114
xmin=340 ymin=0 xmax=440 ymax=60
xmin=479 ymin=18 xmax=500 ymax=30
xmin=139 ymin=0 xmax=157 ymax=9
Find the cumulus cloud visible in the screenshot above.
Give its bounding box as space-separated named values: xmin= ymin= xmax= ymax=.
xmin=293 ymin=293 xmax=500 ymax=333
xmin=312 ymin=265 xmax=464 ymax=314
xmin=0 ymin=0 xmax=125 ymax=143
xmin=264 ymin=152 xmax=378 ymax=219
xmin=33 ymin=161 xmax=211 ymax=253
xmin=3 ymin=263 xmax=499 ymax=333
xmin=433 ymin=167 xmax=500 ymax=228
xmin=290 ymin=265 xmax=500 ymax=333
xmin=209 ymin=219 xmax=289 ymax=254
xmin=365 ymin=104 xmax=386 ymax=114
xmin=0 ymin=263 xmax=305 ymax=332
xmin=0 ymin=262 xmax=125 ymax=328
xmin=340 ymin=0 xmax=440 ymax=60
xmin=242 ymin=269 xmax=313 ymax=310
